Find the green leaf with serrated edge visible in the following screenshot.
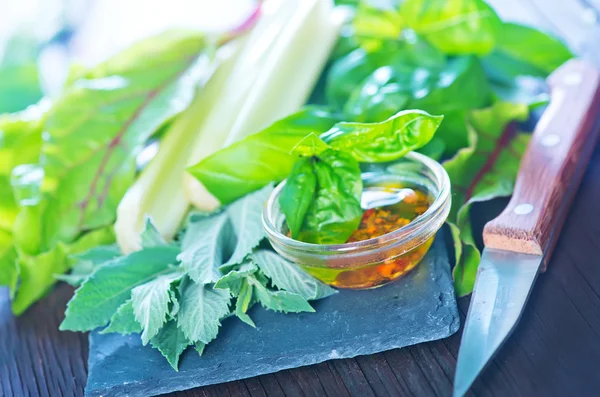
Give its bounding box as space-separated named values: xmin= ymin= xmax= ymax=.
xmin=178 ymin=211 xmax=233 ymax=284
xmin=221 ymin=184 xmax=274 ymax=270
xmin=132 ymin=272 xmax=182 ymax=345
xmin=235 ymin=280 xmax=256 ymax=328
xmin=297 ymin=150 xmax=363 ymax=245
xmin=177 ymin=278 xmax=231 ymax=344
xmin=71 ymin=244 xmax=121 ymax=264
xmin=195 ymin=342 xmax=206 ymax=356
xmin=188 ymin=107 xmax=339 ymax=205
xmin=443 ymin=102 xmax=530 ymax=296
xmin=279 ymin=157 xmax=317 ymax=239
xmin=140 ymin=217 xmax=168 ymax=248
xmin=251 ymin=249 xmax=337 ymax=300
xmin=150 ymin=320 xmax=191 ymax=371
xmin=168 ymin=289 xmax=180 ymax=319
xmin=401 ymin=0 xmax=501 ymax=56
xmin=249 ymin=274 xmax=315 ymax=314
xmin=30 ymin=31 xmax=214 ymax=252
xmin=55 ymin=260 xmax=96 ymax=286
xmin=60 ymin=246 xmax=179 ymax=331
xmin=482 ymin=23 xmax=573 ymax=85
xmin=321 ymin=110 xmax=444 ymax=163
xmin=290 ymin=133 xmax=330 ymax=157
xmin=101 ymin=300 xmax=142 ymax=335
xmin=214 ymin=261 xmax=258 ymax=295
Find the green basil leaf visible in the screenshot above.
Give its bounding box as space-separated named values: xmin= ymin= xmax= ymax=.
xmin=482 ymin=22 xmax=573 ymax=84
xmin=321 ymin=110 xmax=443 ymax=163
xmin=443 ymin=102 xmax=530 ymax=296
xmin=298 ymin=150 xmax=363 ymax=245
xmin=60 ymin=246 xmax=180 ymax=331
xmin=188 ymin=107 xmax=339 ymax=205
xmin=344 ymin=56 xmax=490 ymax=123
xmin=353 ymin=1 xmax=404 ymax=52
xmin=401 ymin=0 xmax=501 ymax=55
xmin=290 ymin=133 xmax=330 ymax=157
xmin=279 ymin=157 xmax=317 ymax=239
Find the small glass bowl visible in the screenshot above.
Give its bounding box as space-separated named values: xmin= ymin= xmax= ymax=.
xmin=263 ymin=152 xmax=451 ymax=289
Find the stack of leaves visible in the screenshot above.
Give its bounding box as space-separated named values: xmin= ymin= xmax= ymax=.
xmin=60 ymin=185 xmax=337 ymax=370
xmin=318 ymin=0 xmax=573 ymax=294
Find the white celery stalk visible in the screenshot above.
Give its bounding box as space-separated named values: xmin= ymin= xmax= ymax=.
xmin=184 ymin=0 xmax=344 ymax=211
xmin=114 ymin=42 xmax=243 ymax=253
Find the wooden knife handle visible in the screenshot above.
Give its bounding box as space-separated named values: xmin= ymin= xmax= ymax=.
xmin=483 ymin=59 xmax=600 ymax=269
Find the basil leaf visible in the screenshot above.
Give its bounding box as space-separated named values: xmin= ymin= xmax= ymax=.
xmin=401 ymin=0 xmax=501 ymax=56
xmin=482 ymin=22 xmax=573 ymax=85
xmin=353 ymin=0 xmax=404 ymax=52
xmin=344 ymin=56 xmax=490 ymax=123
xmin=188 ymin=107 xmax=339 ymax=205
xmin=321 ymin=110 xmax=443 ymax=163
xmin=279 ymin=157 xmax=317 ymax=239
xmin=298 ymin=150 xmax=363 ymax=245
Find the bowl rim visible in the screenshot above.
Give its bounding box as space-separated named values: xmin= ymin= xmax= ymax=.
xmin=262 ymin=151 xmax=451 ymax=255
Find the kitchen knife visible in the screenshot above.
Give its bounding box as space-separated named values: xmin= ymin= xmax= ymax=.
xmin=453 ymin=59 xmax=600 ymax=397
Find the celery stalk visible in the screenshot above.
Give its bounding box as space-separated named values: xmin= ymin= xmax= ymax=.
xmin=114 ymin=43 xmax=243 ymax=253
xmin=184 ymin=0 xmax=344 ymax=211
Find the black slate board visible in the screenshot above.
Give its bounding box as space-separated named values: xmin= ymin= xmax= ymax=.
xmin=85 ymin=236 xmax=459 ymax=397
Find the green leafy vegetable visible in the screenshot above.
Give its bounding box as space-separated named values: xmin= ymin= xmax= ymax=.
xmin=214 ymin=261 xmax=258 ymax=294
xmin=150 ymin=320 xmax=191 ymax=371
xmin=234 ymin=279 xmax=256 ymax=327
xmin=249 ymin=274 xmax=315 ymax=314
xmin=178 ymin=212 xmax=233 ymax=284
xmin=102 ymin=300 xmax=143 ymax=335
xmin=400 ymin=0 xmax=501 ymax=55
xmin=321 ymin=109 xmax=444 ymax=162
xmin=444 ymin=102 xmax=529 ymax=295
xmin=188 ymin=108 xmax=339 ymax=205
xmin=60 ymin=246 xmax=180 ymax=331
xmin=278 ymin=157 xmax=317 ymax=238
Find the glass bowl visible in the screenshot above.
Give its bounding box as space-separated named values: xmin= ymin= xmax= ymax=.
xmin=262 ymin=151 xmax=451 ymax=289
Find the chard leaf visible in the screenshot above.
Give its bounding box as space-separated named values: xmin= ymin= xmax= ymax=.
xmin=101 ymin=300 xmax=142 ymax=335
xmin=222 ymin=184 xmax=274 ymax=270
xmin=188 ymin=107 xmax=339 ymax=205
xmin=178 ymin=211 xmax=233 ymax=284
xmin=34 ymin=30 xmax=214 ymax=251
xmin=298 ymin=150 xmax=363 ymax=245
xmin=214 ymin=261 xmax=258 ymax=295
xmin=150 ymin=320 xmax=191 ymax=371
xmin=60 ymin=246 xmax=179 ymax=331
xmin=235 ymin=279 xmax=256 ymax=328
xmin=279 ymin=157 xmax=317 ymax=239
xmin=140 ymin=217 xmax=168 ymax=248
xmin=482 ymin=23 xmax=573 ymax=84
xmin=249 ymin=275 xmax=315 ymax=314
xmin=321 ymin=110 xmax=444 ymax=162
xmin=177 ymin=278 xmax=231 ymax=345
xmin=132 ymin=272 xmax=182 ymax=345
xmin=401 ymin=0 xmax=501 ymax=56
xmin=443 ymin=102 xmax=530 ymax=295
xmin=251 ymin=249 xmax=337 ymax=300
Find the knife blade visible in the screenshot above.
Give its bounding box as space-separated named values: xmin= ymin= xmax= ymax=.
xmin=454 ymin=59 xmax=600 ymax=397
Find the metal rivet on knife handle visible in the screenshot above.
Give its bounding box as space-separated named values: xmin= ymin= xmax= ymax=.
xmin=483 ymin=59 xmax=600 ymax=270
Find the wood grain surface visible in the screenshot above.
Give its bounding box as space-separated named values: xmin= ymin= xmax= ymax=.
xmin=483 ymin=60 xmax=600 ymax=262
xmin=2 ymin=1 xmax=600 ymax=396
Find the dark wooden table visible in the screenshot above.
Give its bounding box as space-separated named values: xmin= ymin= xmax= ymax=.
xmin=2 ymin=1 xmax=600 ymax=396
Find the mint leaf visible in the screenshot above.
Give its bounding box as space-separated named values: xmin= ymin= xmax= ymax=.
xmin=140 ymin=217 xmax=168 ymax=248
xmin=150 ymin=320 xmax=191 ymax=371
xmin=249 ymin=275 xmax=315 ymax=314
xmin=56 ymin=244 xmax=122 ymax=286
xmin=178 ymin=212 xmax=233 ymax=284
xmin=251 ymin=250 xmax=337 ymax=300
xmin=60 ymin=246 xmax=179 ymax=331
xmin=221 ymin=184 xmax=274 ymax=270
xmin=132 ymin=272 xmax=182 ymax=345
xmin=235 ymin=279 xmax=255 ymax=328
xmin=101 ymin=300 xmax=142 ymax=335
xmin=214 ymin=261 xmax=258 ymax=295
xmin=168 ymin=289 xmax=180 ymax=319
xmin=177 ymin=278 xmax=231 ymax=344
xmin=194 ymin=342 xmax=206 ymax=356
